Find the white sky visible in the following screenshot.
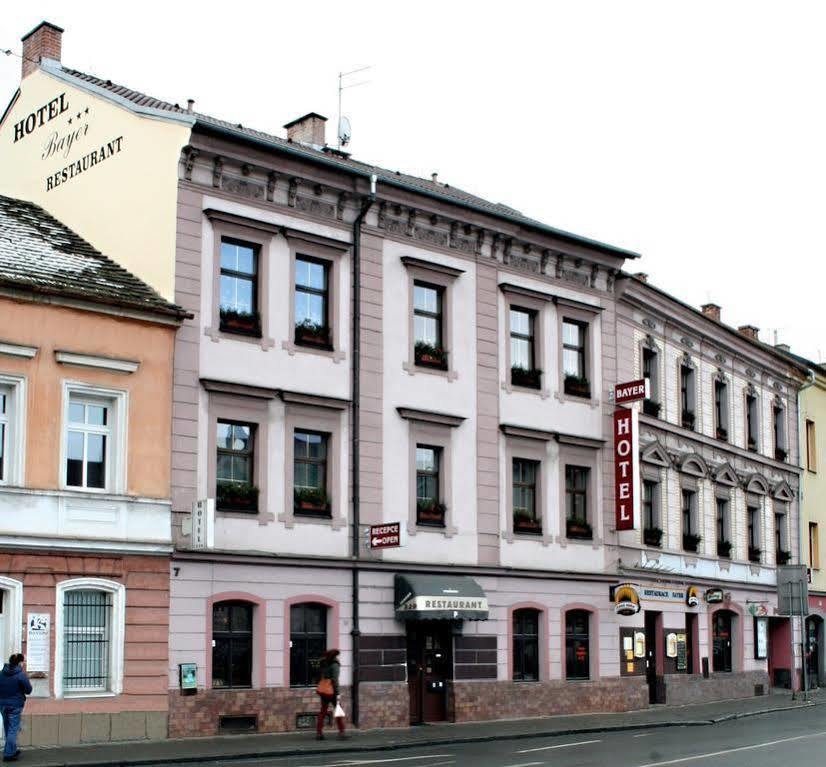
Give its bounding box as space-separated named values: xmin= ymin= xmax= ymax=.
xmin=2 ymin=2 xmax=823 ymax=362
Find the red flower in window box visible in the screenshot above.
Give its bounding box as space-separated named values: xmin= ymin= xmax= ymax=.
xmin=414 ymin=342 xmax=448 ymax=370
xmin=564 ymin=375 xmax=591 ymax=398
xmin=416 ymin=501 xmax=446 ymax=526
xmin=514 ymin=510 xmax=542 ymax=535
xmin=511 ymin=366 xmax=542 ymax=389
xmin=295 ymin=320 xmax=332 ymax=348
xmin=294 ymin=488 xmax=331 ymax=516
xmin=216 ymin=482 xmax=259 ymax=512
xmin=220 ymin=308 xmax=261 ymax=336
xmin=566 ymin=519 xmax=592 ymax=539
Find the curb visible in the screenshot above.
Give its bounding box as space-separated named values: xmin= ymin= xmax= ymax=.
xmin=28 ymin=700 xmax=821 ymax=767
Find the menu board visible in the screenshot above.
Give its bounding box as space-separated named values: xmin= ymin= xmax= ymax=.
xmin=754 ymin=617 xmax=768 ymax=659
xmin=676 ymin=633 xmax=688 ymax=671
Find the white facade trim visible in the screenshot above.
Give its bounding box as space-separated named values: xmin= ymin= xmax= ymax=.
xmin=53 ymin=578 xmax=126 ymax=699
xmin=0 ymin=342 xmax=37 ymax=359
xmin=0 ymin=374 xmax=27 ymax=487
xmin=55 ymin=351 xmax=139 ymax=374
xmin=0 ymin=576 xmax=23 ymax=660
xmin=0 ymin=536 xmax=171 ymax=554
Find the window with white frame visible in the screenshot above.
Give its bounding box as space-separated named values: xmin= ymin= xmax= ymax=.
xmin=0 ymin=377 xmax=25 ymax=487
xmin=0 ymin=389 xmax=8 ymax=484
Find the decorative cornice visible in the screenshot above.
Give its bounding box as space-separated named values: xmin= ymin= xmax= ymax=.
xmin=554 ymin=432 xmax=605 ymax=449
xmin=0 ymin=342 xmax=37 ymax=359
xmin=201 ymin=379 xmax=277 ymax=399
xmin=400 ymin=256 xmax=465 ymax=279
xmin=397 ymin=407 xmax=465 ymax=428
xmin=204 ymin=208 xmax=282 ymax=235
xmin=279 ymin=390 xmax=350 ymax=411
xmin=500 ymin=424 xmax=554 ymax=441
xmin=54 ymin=351 xmax=138 ymax=374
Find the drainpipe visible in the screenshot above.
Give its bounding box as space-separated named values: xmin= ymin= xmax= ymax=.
xmin=351 ymin=174 xmax=377 ymax=727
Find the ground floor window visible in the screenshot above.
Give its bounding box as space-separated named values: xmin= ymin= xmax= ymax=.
xmin=512 ymin=608 xmax=540 ymax=681
xmin=63 ymin=590 xmax=112 ymax=692
xmin=712 ymin=610 xmax=733 ymax=673
xmin=212 ymin=601 xmax=253 ymax=688
xmin=565 ymin=610 xmax=591 ymax=680
xmin=290 ymin=603 xmax=327 ymax=686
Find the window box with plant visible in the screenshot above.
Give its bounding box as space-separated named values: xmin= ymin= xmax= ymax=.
xmin=643 ymin=527 xmax=663 ymax=547
xmin=681 ymin=411 xmax=695 ymax=429
xmin=643 ymin=399 xmax=661 ymax=417
xmin=219 ymin=308 xmax=261 ymax=336
xmin=511 ymin=366 xmax=542 ymax=389
xmin=294 ymin=319 xmax=332 ymax=349
xmin=747 ymin=438 xmax=758 ymax=453
xmin=217 ymin=481 xmax=259 ymax=512
xmin=716 ymin=426 xmax=728 ymax=441
xmin=777 ymin=549 xmax=791 ymax=565
xmin=514 ymin=508 xmax=542 ymax=535
xmin=566 ymin=518 xmax=592 ymax=540
xmin=415 ymin=341 xmax=448 ymax=370
xmin=417 ymin=501 xmax=446 ymax=526
xmin=564 ymin=374 xmax=590 ymax=398
xmin=682 ymin=532 xmax=701 ymax=552
xmin=294 ymin=487 xmax=331 ymax=517
xmin=775 ymin=447 xmax=788 ymax=462
xmin=717 ymin=540 xmax=732 ymax=558
xmin=748 ymin=546 xmax=762 ymax=563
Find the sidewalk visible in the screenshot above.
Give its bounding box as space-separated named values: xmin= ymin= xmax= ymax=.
xmin=17 ymin=690 xmax=824 ymax=767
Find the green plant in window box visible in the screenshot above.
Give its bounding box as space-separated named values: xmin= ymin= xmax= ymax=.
xmin=511 ymin=366 xmax=542 ymax=389
xmin=716 ymin=426 xmax=728 ymax=441
xmin=216 ymin=481 xmax=259 ymax=512
xmin=514 ymin=508 xmax=542 ymax=534
xmin=643 ymin=399 xmax=661 ymax=417
xmin=682 ymin=532 xmax=701 ymax=552
xmin=416 ymin=500 xmax=447 ymax=526
xmin=294 ymin=487 xmax=331 ymax=516
xmin=717 ymin=540 xmax=732 ymax=558
xmin=295 ymin=319 xmax=332 ymax=348
xmin=748 ymin=545 xmax=762 ymax=563
xmin=643 ymin=527 xmax=663 ymax=547
xmin=564 ymin=374 xmax=590 ymax=398
xmin=681 ymin=411 xmax=696 ymax=429
xmin=777 ymin=549 xmax=791 ymax=565
xmin=775 ymin=447 xmax=788 ymax=462
xmin=219 ymin=307 xmax=261 ymax=335
xmin=414 ymin=341 xmax=448 ymax=369
xmin=566 ymin=518 xmax=592 ymax=539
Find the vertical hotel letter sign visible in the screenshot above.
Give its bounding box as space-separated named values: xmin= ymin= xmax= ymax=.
xmin=614 ymin=407 xmax=639 ymax=530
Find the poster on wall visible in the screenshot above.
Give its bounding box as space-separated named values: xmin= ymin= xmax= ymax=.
xmin=676 ymin=634 xmax=688 ymax=671
xmin=25 ymin=613 xmax=50 ymax=674
xmin=754 ymin=617 xmax=769 ymax=659
xmin=634 ymin=631 xmax=646 ymax=658
xmin=666 ymin=633 xmax=678 ymax=658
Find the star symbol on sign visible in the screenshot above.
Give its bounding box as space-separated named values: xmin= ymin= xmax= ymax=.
xmin=68 ymin=117 xmax=72 ymax=124
xmin=76 ymin=112 xmax=82 ymax=120
xmin=85 ymin=107 xmax=89 ymax=114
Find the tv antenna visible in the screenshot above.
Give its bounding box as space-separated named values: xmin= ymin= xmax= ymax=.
xmin=337 ymin=65 xmax=372 ymax=149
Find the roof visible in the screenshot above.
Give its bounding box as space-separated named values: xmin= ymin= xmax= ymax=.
xmin=58 ymin=65 xmax=640 ymax=260
xmin=0 ymin=194 xmax=188 ymax=320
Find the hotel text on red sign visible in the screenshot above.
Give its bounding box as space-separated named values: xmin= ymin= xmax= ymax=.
xmin=614 ymin=408 xmax=640 ymax=531
xmin=614 ymin=378 xmax=649 ymax=405
xmin=370 ymin=522 xmax=401 ymax=549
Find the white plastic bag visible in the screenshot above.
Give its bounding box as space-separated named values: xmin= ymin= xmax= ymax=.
xmin=333 ymin=701 xmax=346 ymax=719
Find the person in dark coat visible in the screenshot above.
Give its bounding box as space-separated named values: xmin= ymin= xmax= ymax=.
xmin=315 ymin=648 xmax=347 ymax=740
xmin=0 ymin=654 xmax=32 ymax=762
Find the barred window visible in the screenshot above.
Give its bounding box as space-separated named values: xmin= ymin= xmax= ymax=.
xmin=63 ymin=590 xmax=112 ymax=692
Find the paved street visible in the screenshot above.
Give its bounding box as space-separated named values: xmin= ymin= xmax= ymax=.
xmin=163 ymin=706 xmax=826 ymax=767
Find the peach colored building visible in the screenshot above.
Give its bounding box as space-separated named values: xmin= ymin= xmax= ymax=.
xmin=0 ymin=194 xmax=187 ymax=745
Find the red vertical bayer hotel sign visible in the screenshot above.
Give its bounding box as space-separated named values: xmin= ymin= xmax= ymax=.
xmin=614 ymin=407 xmax=640 ymax=530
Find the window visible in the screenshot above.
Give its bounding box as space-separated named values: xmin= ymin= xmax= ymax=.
xmin=290 ymin=603 xmax=327 ymax=687
xmin=680 ymin=365 xmax=696 ymax=429
xmin=294 ymin=257 xmax=331 ymax=348
xmin=775 ymin=506 xmax=789 ymax=564
xmin=746 ymin=394 xmax=758 ymax=452
xmin=0 ymin=377 xmax=24 ymax=487
xmin=219 ymin=238 xmax=259 ymax=335
xmin=807 ymin=420 xmax=817 ymax=472
xmin=565 ymin=610 xmax=590 ymax=680
xmin=212 ymin=601 xmax=253 ymax=689
xmin=413 ymin=282 xmax=446 ymax=369
xmin=0 ymin=390 xmax=7 ymax=483
xmin=773 ymin=405 xmax=787 ymax=461
xmin=294 ymin=431 xmax=330 ymax=517
xmin=565 ymin=466 xmax=591 ymax=539
xmin=510 ymin=308 xmax=540 ymax=389
xmin=748 ymin=505 xmax=761 ymax=562
xmin=562 ymin=321 xmax=589 ymax=397
xmin=66 ymin=398 xmax=109 ymax=490
xmin=714 ymin=380 xmax=728 ymax=441
xmin=513 ymin=609 xmax=540 ymax=681
xmin=416 ymin=446 xmax=444 ymax=526
xmin=513 ymin=459 xmax=540 ymax=534
xmin=642 ymin=347 xmax=660 ymax=417
xmin=63 ymin=590 xmax=112 ymax=692
xmin=810 ymin=523 xmax=820 ymax=570
xmin=716 ymin=498 xmax=731 ymax=558
xmin=682 ymin=489 xmax=699 ymax=551
xmin=216 ymin=421 xmax=257 ymax=512
xmin=642 ymin=480 xmax=661 ymax=547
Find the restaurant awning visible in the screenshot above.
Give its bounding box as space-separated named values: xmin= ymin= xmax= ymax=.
xmin=394 ymin=573 xmax=489 ymax=621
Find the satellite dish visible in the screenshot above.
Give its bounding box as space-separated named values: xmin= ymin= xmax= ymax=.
xmin=338 ymin=116 xmax=352 ymax=147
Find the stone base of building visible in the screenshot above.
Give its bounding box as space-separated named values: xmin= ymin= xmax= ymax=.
xmin=359 ymin=682 xmax=409 ymax=730
xmin=16 ymin=711 xmax=167 ymax=746
xmin=449 ymin=677 xmax=649 ymax=722
xmin=663 ymin=671 xmax=770 ymax=706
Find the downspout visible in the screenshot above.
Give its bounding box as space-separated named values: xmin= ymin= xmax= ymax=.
xmin=351 ymin=174 xmax=377 ymax=727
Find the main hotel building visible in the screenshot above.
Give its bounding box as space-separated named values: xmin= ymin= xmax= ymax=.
xmin=0 ymin=21 xmax=810 ymax=739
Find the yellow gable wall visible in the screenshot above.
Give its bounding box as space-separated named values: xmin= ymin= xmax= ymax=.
xmin=0 ymin=69 xmax=191 ymax=300
xmin=801 ymin=376 xmax=826 ymax=594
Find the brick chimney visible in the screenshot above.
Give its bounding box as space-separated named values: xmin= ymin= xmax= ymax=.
xmin=634 ymin=272 xmax=648 ymax=283
xmin=21 ymin=21 xmax=63 ymax=79
xmin=283 ymin=112 xmax=327 ymax=147
xmin=738 ymin=325 xmax=760 ymax=341
xmin=701 ymin=303 xmax=721 ymax=322
xmin=775 ymin=343 xmax=791 ymax=353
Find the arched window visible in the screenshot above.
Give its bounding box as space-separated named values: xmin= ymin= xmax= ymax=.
xmin=512 ymin=608 xmax=540 ymax=681
xmin=712 ymin=610 xmax=734 ymax=673
xmin=565 ymin=610 xmax=591 ymax=680
xmin=212 ymin=601 xmax=253 ymax=688
xmin=290 ymin=603 xmax=327 ymax=687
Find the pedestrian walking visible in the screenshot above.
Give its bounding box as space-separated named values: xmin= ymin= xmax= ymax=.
xmin=315 ymin=648 xmax=347 ymax=740
xmin=0 ymin=654 xmax=32 ymax=763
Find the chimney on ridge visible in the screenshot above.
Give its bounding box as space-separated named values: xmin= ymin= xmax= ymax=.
xmin=775 ymin=343 xmax=791 ymax=353
xmin=21 ymin=21 xmax=63 ymax=79
xmin=284 ymin=112 xmax=327 ymax=147
xmin=701 ymin=303 xmax=721 ymax=322
xmin=738 ymin=325 xmax=760 ymax=341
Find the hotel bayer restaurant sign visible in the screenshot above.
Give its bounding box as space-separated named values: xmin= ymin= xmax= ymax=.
xmin=10 ymin=90 xmax=125 ymax=192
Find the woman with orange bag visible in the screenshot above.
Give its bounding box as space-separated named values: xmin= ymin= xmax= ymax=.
xmin=315 ymin=649 xmax=347 ymax=740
